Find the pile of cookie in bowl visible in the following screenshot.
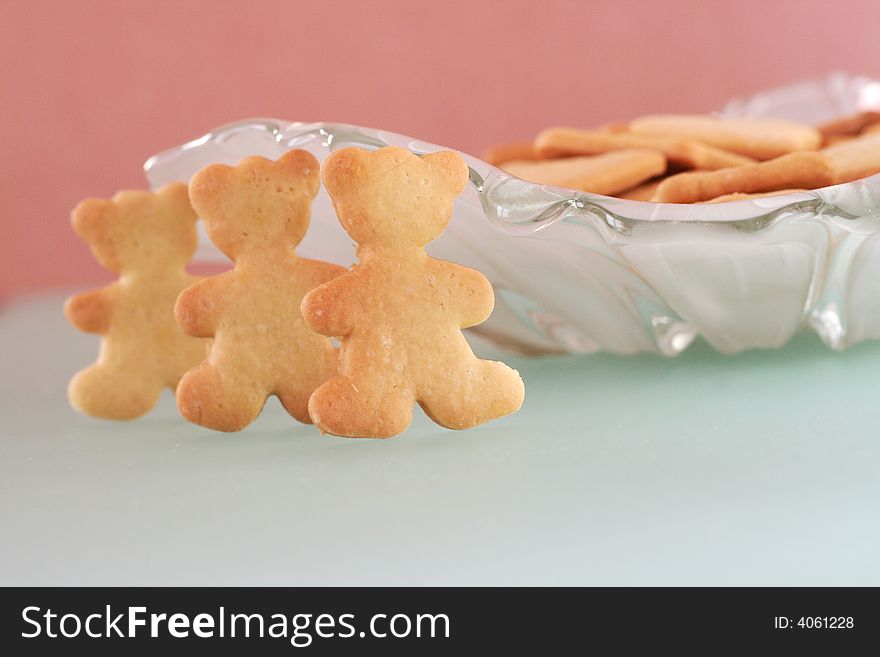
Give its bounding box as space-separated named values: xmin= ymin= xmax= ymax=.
xmin=483 ymin=111 xmax=880 ymax=203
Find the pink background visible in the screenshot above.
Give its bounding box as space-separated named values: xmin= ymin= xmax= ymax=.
xmin=3 ymin=0 xmax=880 ymax=299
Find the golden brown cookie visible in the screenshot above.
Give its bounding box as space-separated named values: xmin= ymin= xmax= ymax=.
xmin=482 ymin=140 xmax=540 ymax=166
xmin=652 ymin=152 xmax=834 ymax=203
xmin=822 ymin=134 xmax=856 ymax=147
xmin=175 ymin=150 xmax=345 ymax=432
xmin=65 ymin=183 xmax=208 ymax=419
xmin=534 ymin=127 xmax=754 ymax=170
xmin=302 ymin=146 xmax=525 ymax=438
xmin=597 ymin=121 xmax=630 ymax=133
xmin=704 ymin=189 xmax=807 ymax=203
xmin=817 ymin=110 xmax=880 ymax=138
xmin=821 ymin=132 xmax=880 ymax=183
xmin=502 ymin=149 xmax=666 ymax=195
xmin=629 ymin=114 xmax=821 ymax=160
xmin=616 ymin=178 xmax=665 ymax=201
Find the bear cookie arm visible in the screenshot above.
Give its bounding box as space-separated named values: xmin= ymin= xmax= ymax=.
xmin=431 ymin=259 xmax=496 ymax=328
xmin=299 ymin=272 xmax=358 ymax=338
xmin=65 ymin=183 xmax=208 ymax=420
xmin=302 ymin=145 xmax=525 ymax=439
xmin=174 ymin=274 xmax=230 ymax=339
xmin=64 ymin=286 xmax=115 ymax=334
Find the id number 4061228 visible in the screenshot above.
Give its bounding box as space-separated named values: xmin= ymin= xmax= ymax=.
xmin=774 ymin=617 xmax=854 ymax=629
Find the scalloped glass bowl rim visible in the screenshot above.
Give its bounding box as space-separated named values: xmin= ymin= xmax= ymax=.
xmin=144 ymin=118 xmax=880 ymax=229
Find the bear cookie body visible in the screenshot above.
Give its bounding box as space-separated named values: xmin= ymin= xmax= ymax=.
xmin=65 ymin=183 xmax=208 ymax=419
xmin=175 ymin=150 xmax=345 ymax=432
xmin=302 ymin=146 xmax=525 ymax=438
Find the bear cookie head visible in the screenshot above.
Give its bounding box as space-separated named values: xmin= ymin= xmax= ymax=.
xmin=321 ymin=146 xmax=470 ymax=248
xmin=71 ymin=182 xmax=197 ymax=274
xmin=188 ymin=149 xmax=320 ymax=261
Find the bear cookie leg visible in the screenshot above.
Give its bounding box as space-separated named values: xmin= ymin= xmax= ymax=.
xmin=176 ymin=361 xmax=267 ymax=432
xmin=69 ymin=364 xmax=163 ymax=420
xmin=276 ymin=385 xmax=315 ymax=426
xmin=275 ymin=348 xmax=339 ymax=425
xmin=419 ymin=359 xmax=525 ymax=430
xmin=308 ymin=375 xmax=414 ymax=439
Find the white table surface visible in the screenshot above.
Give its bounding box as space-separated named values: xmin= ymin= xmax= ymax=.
xmin=1 ymin=292 xmax=878 ymax=585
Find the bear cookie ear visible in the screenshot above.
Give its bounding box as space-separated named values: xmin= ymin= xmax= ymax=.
xmin=71 ymin=198 xmax=114 ymax=242
xmin=321 ymin=148 xmax=367 ymax=200
xmin=422 ymin=151 xmax=470 ymax=196
xmin=156 ymin=181 xmax=199 ymax=222
xmin=276 ymin=149 xmax=321 ymax=199
xmin=188 ymin=162 xmax=234 ymax=218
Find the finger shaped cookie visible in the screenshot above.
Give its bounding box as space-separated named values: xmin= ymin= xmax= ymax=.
xmin=502 ymin=149 xmax=666 ymax=195
xmin=534 ymin=127 xmax=754 ymax=170
xmin=302 ymin=146 xmax=525 ymax=438
xmin=617 ymin=178 xmax=665 ymax=201
xmin=821 ymin=132 xmax=880 ymax=183
xmin=65 ymin=183 xmax=208 ymax=419
xmin=704 ymin=189 xmax=807 ymax=203
xmin=482 ymin=140 xmax=540 ymax=166
xmin=175 ymin=150 xmax=345 ymax=432
xmin=629 ymin=114 xmax=821 ymax=160
xmin=652 ymin=152 xmax=834 ymax=204
xmin=822 ymin=135 xmax=856 ymax=147
xmin=817 ymin=110 xmax=880 ymax=139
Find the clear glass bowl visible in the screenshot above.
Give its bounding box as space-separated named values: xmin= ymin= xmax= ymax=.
xmin=145 ymin=73 xmax=880 ymax=356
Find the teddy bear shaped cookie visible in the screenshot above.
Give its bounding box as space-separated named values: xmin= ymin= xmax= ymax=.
xmin=65 ymin=183 xmax=208 ymax=419
xmin=302 ymin=146 xmax=525 ymax=438
xmin=175 ymin=150 xmax=346 ymax=431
